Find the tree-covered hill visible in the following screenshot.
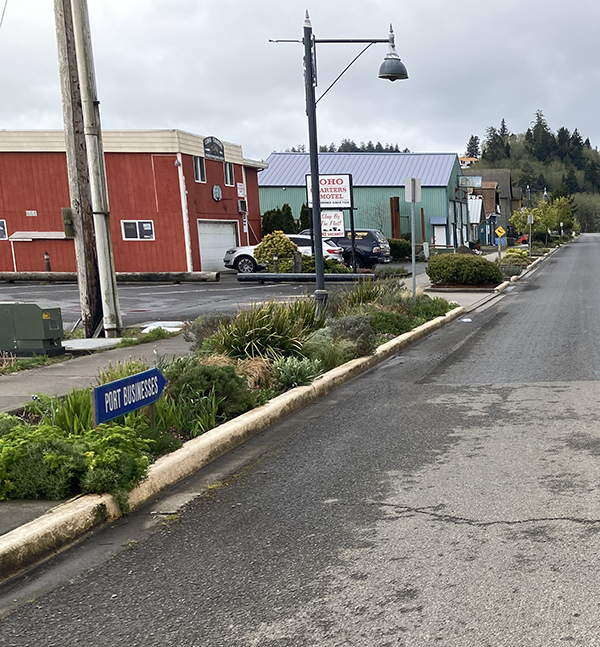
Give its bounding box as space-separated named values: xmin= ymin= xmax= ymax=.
xmin=466 ymin=111 xmax=600 ymax=231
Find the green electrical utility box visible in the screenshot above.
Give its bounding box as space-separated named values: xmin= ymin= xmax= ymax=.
xmin=0 ymin=302 xmax=65 ymax=357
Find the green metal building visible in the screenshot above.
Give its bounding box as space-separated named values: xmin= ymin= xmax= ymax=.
xmin=258 ymin=152 xmax=469 ymax=246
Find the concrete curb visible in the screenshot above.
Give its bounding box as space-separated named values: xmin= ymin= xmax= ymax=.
xmin=0 ymin=271 xmax=220 ymax=283
xmin=0 ymin=306 xmax=466 ymax=584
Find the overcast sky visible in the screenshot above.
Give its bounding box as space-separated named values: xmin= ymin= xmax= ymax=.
xmin=0 ymin=1 xmax=598 ymax=162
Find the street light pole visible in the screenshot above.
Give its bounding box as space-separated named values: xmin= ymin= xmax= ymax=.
xmin=297 ymin=13 xmax=408 ymax=315
xmin=303 ymin=14 xmax=327 ymax=314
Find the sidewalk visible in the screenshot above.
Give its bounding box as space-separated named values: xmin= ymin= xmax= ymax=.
xmin=0 ymin=335 xmax=189 ymax=414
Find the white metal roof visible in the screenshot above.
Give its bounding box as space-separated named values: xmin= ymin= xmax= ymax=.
xmin=258 ymin=152 xmax=459 ymax=187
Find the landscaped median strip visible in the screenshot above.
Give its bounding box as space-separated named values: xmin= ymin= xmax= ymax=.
xmin=0 ymin=305 xmax=466 ymax=583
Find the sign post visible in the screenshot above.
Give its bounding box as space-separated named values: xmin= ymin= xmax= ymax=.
xmin=527 ymin=213 xmax=534 ymax=256
xmin=495 ymin=225 xmax=506 ymax=264
xmin=93 ymin=368 xmax=167 ymax=426
xmin=405 ymin=178 xmax=422 ymax=300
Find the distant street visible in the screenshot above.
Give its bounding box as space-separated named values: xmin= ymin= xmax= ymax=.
xmin=4 ymin=237 xmax=600 ymax=645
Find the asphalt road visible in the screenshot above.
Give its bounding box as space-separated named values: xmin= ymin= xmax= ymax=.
xmin=3 ymin=237 xmax=600 ymax=645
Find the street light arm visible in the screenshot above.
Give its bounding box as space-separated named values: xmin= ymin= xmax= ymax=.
xmin=315 ymin=42 xmax=374 ymax=106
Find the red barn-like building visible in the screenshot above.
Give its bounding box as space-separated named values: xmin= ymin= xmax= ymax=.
xmin=0 ymin=130 xmax=267 ymax=273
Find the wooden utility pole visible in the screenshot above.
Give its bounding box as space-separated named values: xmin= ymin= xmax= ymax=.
xmin=54 ymin=0 xmax=122 ymax=337
xmin=54 ymin=0 xmax=102 ymax=337
xmin=71 ymin=0 xmax=122 ymax=337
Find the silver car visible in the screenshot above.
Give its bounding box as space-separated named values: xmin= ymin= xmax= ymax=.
xmin=223 ymin=234 xmax=345 ymax=273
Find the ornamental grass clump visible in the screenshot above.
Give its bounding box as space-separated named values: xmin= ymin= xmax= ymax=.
xmin=207 ymin=299 xmax=325 ymax=360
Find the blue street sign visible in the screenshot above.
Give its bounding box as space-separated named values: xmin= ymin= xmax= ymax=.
xmin=94 ymin=368 xmax=167 ymax=425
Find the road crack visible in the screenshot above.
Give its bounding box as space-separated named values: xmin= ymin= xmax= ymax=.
xmin=372 ymin=502 xmax=600 ymax=528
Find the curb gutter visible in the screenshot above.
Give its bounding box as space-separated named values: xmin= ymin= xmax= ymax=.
xmin=0 ymin=306 xmax=466 ymax=583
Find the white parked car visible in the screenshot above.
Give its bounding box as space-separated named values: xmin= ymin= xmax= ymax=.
xmin=223 ymin=234 xmax=345 ymax=273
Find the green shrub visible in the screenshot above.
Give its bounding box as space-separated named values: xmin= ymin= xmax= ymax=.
xmin=503 ymin=249 xmax=529 ymax=266
xmin=389 ymin=238 xmax=411 ymax=260
xmin=329 ymin=315 xmax=378 ymax=357
xmin=276 ymin=256 xmax=352 ymax=274
xmin=272 ymin=356 xmax=323 ymax=392
xmin=138 ymin=426 xmax=183 ymax=458
xmin=410 ymin=295 xmax=450 ymax=320
xmin=183 ymin=312 xmax=235 ymax=353
xmin=254 ymin=230 xmax=297 ymax=265
xmin=81 ymin=424 xmax=151 ymax=495
xmin=426 ymin=254 xmax=503 ymax=286
xmin=302 ymin=329 xmax=356 ymax=371
xmin=8 ymin=437 xmax=87 ymax=500
xmin=0 ymin=413 xmax=22 ymax=437
xmin=373 ymin=265 xmax=410 ymax=279
xmin=368 ymin=310 xmax=414 ymax=335
xmin=0 ymin=422 xmax=152 ymax=502
xmin=163 ymin=360 xmax=255 ymax=420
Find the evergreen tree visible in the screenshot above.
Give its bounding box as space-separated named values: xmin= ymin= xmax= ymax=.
xmin=584 ymin=160 xmax=600 ymax=192
xmin=280 ymin=203 xmax=296 ymax=233
xmin=569 ymin=128 xmax=585 ymax=169
xmin=526 ymin=110 xmax=556 ymax=163
xmin=262 ymin=206 xmax=297 ymax=235
xmin=518 ymin=162 xmax=536 ymax=191
xmin=299 ymin=204 xmax=311 ymax=231
xmin=556 ymin=126 xmax=570 ymax=160
xmin=465 ymin=135 xmax=480 ymax=158
xmin=482 ymin=126 xmax=506 ymax=161
xmin=564 ymin=167 xmax=579 ymax=194
xmin=339 ymin=139 xmax=359 ymax=152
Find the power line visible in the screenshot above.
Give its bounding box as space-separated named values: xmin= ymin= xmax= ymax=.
xmin=0 ymin=0 xmax=8 ymax=32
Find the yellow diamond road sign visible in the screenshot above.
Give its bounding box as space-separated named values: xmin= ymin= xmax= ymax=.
xmin=495 ymin=226 xmax=506 ymax=238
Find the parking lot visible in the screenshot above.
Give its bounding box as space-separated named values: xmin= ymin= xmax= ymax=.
xmin=0 ymin=273 xmax=329 ymax=329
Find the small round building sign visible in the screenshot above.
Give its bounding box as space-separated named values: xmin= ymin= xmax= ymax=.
xmin=212 ymin=184 xmax=223 ymax=202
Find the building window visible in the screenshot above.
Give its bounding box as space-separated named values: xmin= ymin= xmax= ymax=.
xmin=121 ymin=220 xmax=155 ymax=240
xmin=224 ymin=161 xmax=235 ymax=186
xmin=0 ymin=220 xmax=6 ymax=239
xmin=193 ymin=156 xmax=206 ymax=183
xmin=26 ymin=210 xmax=37 ymax=217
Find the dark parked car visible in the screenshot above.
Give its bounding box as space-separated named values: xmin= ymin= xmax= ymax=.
xmin=299 ymin=228 xmax=391 ymax=268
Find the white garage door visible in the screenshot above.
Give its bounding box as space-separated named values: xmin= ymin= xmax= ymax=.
xmin=198 ymin=220 xmax=239 ymax=272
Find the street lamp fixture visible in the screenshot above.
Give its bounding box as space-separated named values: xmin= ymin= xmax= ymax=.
xmin=378 ymin=25 xmax=409 ymax=82
xmin=274 ymin=13 xmax=409 ymax=314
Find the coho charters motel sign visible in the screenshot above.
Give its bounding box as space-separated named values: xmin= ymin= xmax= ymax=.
xmin=305 ymin=174 xmax=353 ymax=209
